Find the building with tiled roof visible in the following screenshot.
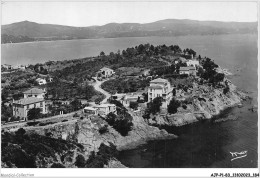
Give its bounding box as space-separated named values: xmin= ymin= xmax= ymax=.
xmin=98 ymin=67 xmax=115 ymax=78
xmin=23 ymin=87 xmax=46 ymax=98
xmin=148 ymin=78 xmax=173 ymax=108
xmin=179 ymin=67 xmax=196 ymax=75
xmin=12 ymin=97 xmax=47 ymax=120
xmin=93 ymin=104 xmax=117 ymax=115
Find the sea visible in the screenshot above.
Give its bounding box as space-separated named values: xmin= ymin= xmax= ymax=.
xmin=1 ymin=34 xmax=258 ymax=168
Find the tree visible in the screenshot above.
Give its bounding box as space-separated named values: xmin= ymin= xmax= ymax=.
xmin=167 ymin=98 xmax=180 ymax=114
xmin=129 ymin=101 xmax=138 ymax=110
xmin=75 ymin=155 xmax=86 ymax=168
xmin=27 ymin=108 xmax=41 ymax=121
xmin=172 ymin=88 xmax=176 ymax=96
xmin=95 ymin=97 xmax=102 ymax=105
xmin=70 ymin=99 xmax=82 ymax=111
xmin=147 ymin=97 xmax=163 ymax=115
xmin=223 ymin=86 xmax=230 ymax=94
xmin=100 ymin=51 xmax=105 ymax=56
xmin=142 ymin=93 xmax=148 ymax=102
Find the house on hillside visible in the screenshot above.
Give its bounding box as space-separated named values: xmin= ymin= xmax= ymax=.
xmin=186 ymin=59 xmax=200 ymax=67
xmin=148 ymin=78 xmax=173 ymax=108
xmin=83 ymin=107 xmax=98 ymax=115
xmin=2 ymin=64 xmax=13 ymax=70
xmin=36 ymin=78 xmax=47 ymax=85
xmin=98 ymin=67 xmax=115 ymax=78
xmin=12 ymin=97 xmax=47 ymax=121
xmin=23 ymin=88 xmax=46 ymax=99
xmin=179 ymin=67 xmax=196 ymax=75
xmin=93 ymin=104 xmax=117 ymax=115
xmin=174 ymin=57 xmax=187 ymax=64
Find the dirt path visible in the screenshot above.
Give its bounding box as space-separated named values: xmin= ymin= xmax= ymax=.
xmin=92 ymin=77 xmax=111 ymax=104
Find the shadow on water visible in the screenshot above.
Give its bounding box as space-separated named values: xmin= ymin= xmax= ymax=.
xmin=118 ymin=101 xmax=258 ymax=168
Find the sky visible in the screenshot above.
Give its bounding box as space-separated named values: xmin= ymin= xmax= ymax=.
xmin=1 ymin=1 xmax=258 ymax=27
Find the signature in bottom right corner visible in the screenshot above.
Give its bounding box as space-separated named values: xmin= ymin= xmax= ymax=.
xmin=230 ymin=150 xmax=247 ymax=161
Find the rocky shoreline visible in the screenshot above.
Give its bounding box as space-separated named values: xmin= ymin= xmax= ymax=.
xmin=2 ymin=77 xmax=250 ymax=168
xmin=146 ymin=79 xmax=248 ymax=127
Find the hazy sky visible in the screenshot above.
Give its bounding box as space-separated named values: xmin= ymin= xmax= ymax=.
xmin=1 ymin=1 xmax=258 ymax=26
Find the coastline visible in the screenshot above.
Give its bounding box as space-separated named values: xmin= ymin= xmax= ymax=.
xmin=146 ymin=79 xmax=248 ymax=128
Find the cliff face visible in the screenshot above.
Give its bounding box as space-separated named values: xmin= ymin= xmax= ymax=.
xmin=27 ymin=113 xmax=176 ymax=153
xmin=147 ymin=80 xmax=247 ymax=127
xmin=3 ymin=111 xmax=176 ymax=168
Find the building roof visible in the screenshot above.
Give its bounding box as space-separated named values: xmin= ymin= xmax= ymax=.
xmin=188 ymin=59 xmax=199 ymax=62
xmin=148 ymin=85 xmax=163 ymax=89
xmin=93 ymin=104 xmax=116 ymax=108
xmin=36 ymin=78 xmax=46 ymax=81
xmin=100 ymin=67 xmax=113 ymax=71
xmin=180 ymin=67 xmax=196 ymax=71
xmin=84 ymin=107 xmax=97 ymax=111
xmin=13 ymin=97 xmax=44 ymax=105
xmin=23 ymin=88 xmax=45 ymax=94
xmin=150 ymin=78 xmax=168 ymax=83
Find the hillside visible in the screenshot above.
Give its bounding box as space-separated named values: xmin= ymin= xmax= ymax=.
xmin=1 ymin=19 xmax=257 ymax=44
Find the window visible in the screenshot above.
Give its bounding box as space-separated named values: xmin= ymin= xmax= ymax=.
xmin=27 ymin=105 xmax=29 ymax=109
xmin=34 ymin=104 xmax=36 ymax=108
xmin=40 ymin=102 xmax=43 ymax=107
xmin=35 ymin=95 xmax=37 ymax=97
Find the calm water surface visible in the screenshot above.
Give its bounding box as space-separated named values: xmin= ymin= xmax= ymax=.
xmin=1 ymin=34 xmax=258 ymax=167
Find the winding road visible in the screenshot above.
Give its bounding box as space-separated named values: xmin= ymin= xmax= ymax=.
xmin=92 ymin=77 xmax=111 ymax=104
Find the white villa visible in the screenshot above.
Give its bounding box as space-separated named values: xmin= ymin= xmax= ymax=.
xmin=186 ymin=59 xmax=200 ymax=67
xmin=36 ymin=78 xmax=47 ymax=85
xmin=84 ymin=107 xmax=98 ymax=115
xmin=93 ymin=103 xmax=117 ymax=115
xmin=148 ymin=78 xmax=173 ymax=108
xmin=98 ymin=67 xmax=115 ymax=78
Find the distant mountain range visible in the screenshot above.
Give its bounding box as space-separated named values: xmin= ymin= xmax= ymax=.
xmin=1 ymin=19 xmax=257 ymax=44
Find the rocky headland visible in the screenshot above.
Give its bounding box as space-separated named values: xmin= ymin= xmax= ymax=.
xmin=147 ymin=79 xmax=248 ymax=127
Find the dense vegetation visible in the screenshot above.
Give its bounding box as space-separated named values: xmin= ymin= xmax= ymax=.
xmin=75 ymin=143 xmax=118 ymax=168
xmin=143 ymin=97 xmax=163 ymax=119
xmin=46 ymin=77 xmax=103 ymax=101
xmin=167 ymin=98 xmax=181 ymax=114
xmin=51 ymin=44 xmax=183 ymax=81
xmin=1 ymin=129 xmax=84 ymax=168
xmin=199 ymin=58 xmax=225 ymax=86
xmin=106 ymin=100 xmax=134 ymax=136
xmin=101 ymin=77 xmax=150 ymax=94
xmin=1 ymin=34 xmax=35 ymax=44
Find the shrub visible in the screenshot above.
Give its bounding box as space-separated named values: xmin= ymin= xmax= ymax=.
xmin=85 ymin=143 xmax=118 ymax=168
xmin=45 ymin=132 xmax=53 ymax=137
xmin=167 ymin=98 xmax=181 ymax=114
xmin=39 ymin=122 xmax=55 ymax=126
xmin=106 ymin=112 xmax=133 ymax=136
xmin=146 ymin=97 xmax=163 ymax=115
xmin=75 ymin=155 xmax=86 ymax=168
xmin=223 ymin=86 xmax=230 ymax=94
xmin=73 ymin=113 xmax=79 ymax=117
xmin=27 ymin=122 xmax=39 ymax=126
xmin=129 ymin=101 xmax=139 ymax=110
xmin=51 ymin=163 xmax=65 ymax=168
xmin=27 ymin=108 xmax=41 ymax=121
xmin=15 ymin=128 xmax=26 ymax=136
xmin=99 ymin=125 xmax=108 ymax=134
